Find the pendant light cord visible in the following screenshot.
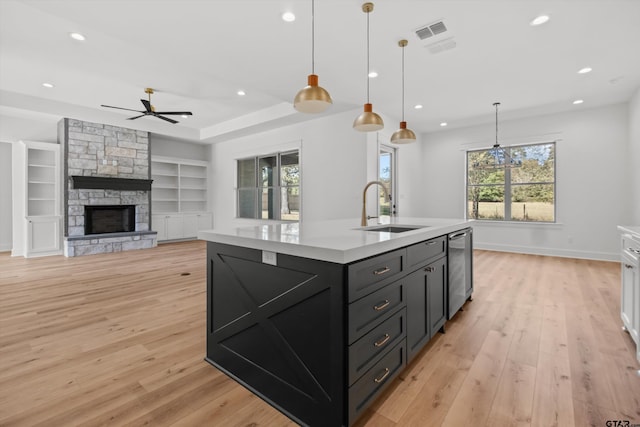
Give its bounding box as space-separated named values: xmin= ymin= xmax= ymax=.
xmin=495 ymin=102 xmax=500 ymax=146
xmin=366 ymin=8 xmax=370 ymax=103
xmin=311 ymin=0 xmax=315 ymax=75
xmin=401 ymin=44 xmax=405 ymax=121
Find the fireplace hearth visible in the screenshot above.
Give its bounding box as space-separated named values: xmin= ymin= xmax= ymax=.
xmin=85 ymin=205 xmax=135 ymax=235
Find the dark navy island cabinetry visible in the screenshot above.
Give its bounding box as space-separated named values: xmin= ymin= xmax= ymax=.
xmin=202 ymin=220 xmax=472 ymax=426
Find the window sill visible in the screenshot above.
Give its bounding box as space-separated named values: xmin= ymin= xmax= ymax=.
xmin=468 ymin=219 xmax=563 ymax=227
xmin=234 ymin=217 xmax=297 ymax=224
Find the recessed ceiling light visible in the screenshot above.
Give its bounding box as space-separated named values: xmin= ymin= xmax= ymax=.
xmin=237 ymin=90 xmax=246 ymax=96
xmin=69 ymin=32 xmax=86 ymax=41
xmin=530 ymin=15 xmax=550 ymax=26
xmin=573 ymin=99 xmax=584 ymax=105
xmin=578 ymin=67 xmax=592 ymax=74
xmin=42 ymin=82 xmax=54 ymax=88
xmin=181 ymin=114 xmax=190 ymax=119
xmin=282 ymin=12 xmax=295 ymax=22
xmin=440 ymin=122 xmax=448 ymax=127
xmin=414 ymin=104 xmax=423 ymax=109
xmin=368 ymin=71 xmax=378 ymax=78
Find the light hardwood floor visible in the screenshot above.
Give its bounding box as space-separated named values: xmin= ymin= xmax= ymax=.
xmin=1 ymin=241 xmax=639 ymax=426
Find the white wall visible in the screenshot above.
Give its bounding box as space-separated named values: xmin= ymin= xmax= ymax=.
xmin=150 ymin=134 xmax=210 ymax=161
xmin=629 ymin=88 xmax=640 ymax=225
xmin=411 ymin=102 xmax=630 ymax=261
xmin=210 ymin=110 xmax=375 ymax=229
xmin=0 ymin=142 xmax=13 ymax=251
xmin=0 ymin=114 xmax=59 ymax=143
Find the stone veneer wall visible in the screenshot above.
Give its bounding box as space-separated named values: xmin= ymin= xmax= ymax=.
xmin=59 ymin=118 xmax=157 ymax=256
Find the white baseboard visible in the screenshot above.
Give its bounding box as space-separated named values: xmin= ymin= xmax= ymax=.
xmin=474 ymin=242 xmax=619 ymax=262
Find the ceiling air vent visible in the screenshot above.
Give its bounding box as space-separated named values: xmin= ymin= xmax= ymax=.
xmin=415 ymin=20 xmax=447 ymax=40
xmin=425 ymin=37 xmax=457 ymax=54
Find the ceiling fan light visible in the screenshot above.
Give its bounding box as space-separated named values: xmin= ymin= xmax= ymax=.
xmin=294 ymin=74 xmax=332 ymax=113
xmin=391 ymin=121 xmax=416 ymax=144
xmin=353 ymin=103 xmax=384 ymax=132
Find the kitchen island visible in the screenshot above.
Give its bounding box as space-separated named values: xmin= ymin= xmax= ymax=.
xmin=199 ymin=217 xmax=472 ymax=426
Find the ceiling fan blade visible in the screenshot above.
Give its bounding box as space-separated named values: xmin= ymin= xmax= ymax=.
xmin=153 ymin=111 xmax=192 ymax=116
xmin=101 ymin=104 xmax=144 ymax=113
xmin=141 ymin=99 xmax=153 ymax=112
xmin=154 ymin=115 xmax=178 ymax=124
xmin=126 ymin=114 xmax=147 ymax=120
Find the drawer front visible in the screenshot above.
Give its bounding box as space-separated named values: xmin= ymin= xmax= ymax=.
xmin=348 ymin=340 xmax=406 ymax=424
xmin=406 ymin=236 xmax=446 ymax=270
xmin=348 ymin=248 xmax=405 ymax=302
xmin=349 ymin=308 xmax=406 ymax=385
xmin=623 ymin=234 xmax=640 ymax=258
xmin=348 ymin=279 xmax=405 ymax=344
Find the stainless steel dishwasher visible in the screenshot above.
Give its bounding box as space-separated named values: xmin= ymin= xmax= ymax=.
xmin=447 ymin=228 xmax=473 ymax=319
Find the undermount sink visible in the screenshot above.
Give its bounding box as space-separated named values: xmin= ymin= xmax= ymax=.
xmin=361 ymin=225 xmax=427 ymax=233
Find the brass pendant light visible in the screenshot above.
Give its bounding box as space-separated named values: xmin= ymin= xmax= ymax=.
xmin=294 ymin=0 xmax=332 ymax=113
xmin=353 ymin=2 xmax=384 ymax=132
xmin=390 ymin=40 xmax=416 ymax=144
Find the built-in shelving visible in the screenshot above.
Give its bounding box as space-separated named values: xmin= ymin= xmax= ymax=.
xmin=151 ymin=156 xmax=211 ymax=242
xmin=151 ymin=157 xmax=208 ymax=213
xmin=27 ymin=147 xmax=58 ymax=217
xmin=13 ymin=141 xmax=62 ymax=257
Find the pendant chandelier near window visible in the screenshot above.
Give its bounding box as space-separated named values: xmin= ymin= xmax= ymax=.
xmin=294 ymin=0 xmax=332 ymax=113
xmin=353 ymin=2 xmax=384 ymax=132
xmin=390 ymin=39 xmax=416 ymax=144
xmin=472 ymin=102 xmax=522 ymax=169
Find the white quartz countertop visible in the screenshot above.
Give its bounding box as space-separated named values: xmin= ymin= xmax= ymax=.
xmin=198 ymin=217 xmax=471 ymax=264
xmin=618 ymin=225 xmax=640 ymax=239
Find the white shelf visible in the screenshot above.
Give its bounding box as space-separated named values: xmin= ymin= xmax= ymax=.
xmin=28 ymin=164 xmax=56 ymax=168
xmin=151 ymin=156 xmax=208 ymax=214
xmin=153 ymin=185 xmax=179 ymax=189
xmin=152 ymin=171 xmax=179 ymax=177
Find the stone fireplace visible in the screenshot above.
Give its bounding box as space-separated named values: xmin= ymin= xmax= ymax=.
xmin=84 ymin=205 xmax=136 ymax=235
xmin=59 ymin=118 xmax=157 ymax=257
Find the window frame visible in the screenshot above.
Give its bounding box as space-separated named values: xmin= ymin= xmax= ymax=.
xmin=465 ymin=141 xmax=556 ymax=223
xmin=236 ymin=149 xmax=301 ymax=221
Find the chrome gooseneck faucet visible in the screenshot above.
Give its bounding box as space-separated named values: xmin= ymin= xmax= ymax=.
xmin=361 ymin=180 xmax=390 ymax=226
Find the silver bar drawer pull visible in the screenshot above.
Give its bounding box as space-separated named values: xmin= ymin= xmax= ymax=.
xmin=374 ymin=367 xmax=390 ymax=383
xmin=374 ymin=334 xmax=390 ymax=347
xmin=373 ymin=300 xmax=390 ymax=311
xmin=627 ymin=247 xmax=640 ymax=254
xmin=373 ymin=266 xmax=391 ymax=275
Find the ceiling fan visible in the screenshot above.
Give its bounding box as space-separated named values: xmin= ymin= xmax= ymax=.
xmin=101 ymin=88 xmax=193 ymax=124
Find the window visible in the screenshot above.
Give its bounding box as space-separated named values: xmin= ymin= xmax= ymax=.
xmin=466 ymin=142 xmax=555 ymax=222
xmin=379 ymin=146 xmax=396 ymax=216
xmin=237 ymin=150 xmax=300 ymax=220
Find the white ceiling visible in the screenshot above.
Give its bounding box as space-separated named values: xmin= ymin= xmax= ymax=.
xmin=1 ymin=0 xmax=639 ymax=143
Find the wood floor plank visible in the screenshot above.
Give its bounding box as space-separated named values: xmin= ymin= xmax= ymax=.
xmin=531 ymin=349 xmax=575 ymax=427
xmin=393 ymin=352 xmax=473 ymax=427
xmin=0 ymin=245 xmax=636 ymax=427
xmin=484 ymin=359 xmax=536 ymax=427
xmin=441 ymin=329 xmax=514 ymax=426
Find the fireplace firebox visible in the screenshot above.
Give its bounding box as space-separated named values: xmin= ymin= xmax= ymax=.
xmin=84 ymin=205 xmax=136 ymax=235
